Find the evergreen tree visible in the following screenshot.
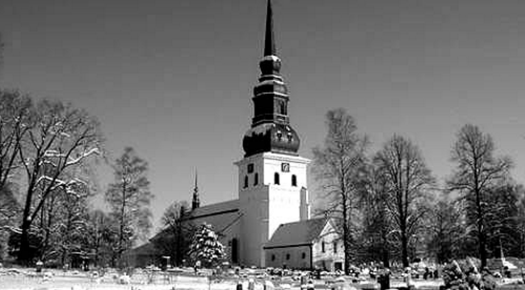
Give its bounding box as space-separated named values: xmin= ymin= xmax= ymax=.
xmin=189 ymin=223 xmax=224 ymax=268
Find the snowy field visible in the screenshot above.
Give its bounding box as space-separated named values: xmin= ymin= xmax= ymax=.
xmin=1 ymin=268 xmax=523 ymax=290
xmin=0 ymin=267 xmax=430 ymax=290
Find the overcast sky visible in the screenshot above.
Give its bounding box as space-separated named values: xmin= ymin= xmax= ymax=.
xmin=1 ymin=0 xmax=525 ymax=232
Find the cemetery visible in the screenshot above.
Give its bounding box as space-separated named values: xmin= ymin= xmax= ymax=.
xmin=1 ymin=257 xmax=525 ymax=290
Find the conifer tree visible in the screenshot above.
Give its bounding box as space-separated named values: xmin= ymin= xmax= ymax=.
xmin=189 ymin=223 xmax=225 ymax=268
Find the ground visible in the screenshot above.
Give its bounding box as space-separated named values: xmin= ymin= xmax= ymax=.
xmin=0 ymin=267 xmax=523 ymax=290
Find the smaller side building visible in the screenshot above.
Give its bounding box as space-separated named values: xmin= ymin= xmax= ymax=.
xmin=263 ymin=218 xmax=344 ymax=271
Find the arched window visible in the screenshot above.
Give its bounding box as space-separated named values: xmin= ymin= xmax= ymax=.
xmin=274 ymin=172 xmax=280 ymax=185
xmin=254 ymin=173 xmax=259 ymax=185
xmin=291 ymin=175 xmax=297 ymax=187
xmin=244 ymin=175 xmax=248 ymax=188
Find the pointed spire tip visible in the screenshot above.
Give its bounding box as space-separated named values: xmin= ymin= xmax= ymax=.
xmin=264 ymin=0 xmax=276 ymax=56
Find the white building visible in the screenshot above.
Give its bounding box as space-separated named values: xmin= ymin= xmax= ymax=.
xmin=133 ymin=0 xmax=343 ymax=271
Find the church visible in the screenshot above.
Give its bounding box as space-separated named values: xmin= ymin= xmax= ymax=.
xmin=128 ymin=0 xmax=343 ymax=271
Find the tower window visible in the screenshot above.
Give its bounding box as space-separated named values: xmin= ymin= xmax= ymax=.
xmin=276 ymin=131 xmax=283 ymax=141
xmin=254 ymin=173 xmax=259 ymax=185
xmin=275 ymin=100 xmax=287 ymax=115
xmin=274 ymin=173 xmax=280 ymax=185
xmin=291 ymin=175 xmax=297 ymax=187
xmin=279 ymin=101 xmax=286 ymax=115
xmin=244 ymin=176 xmax=248 ymax=188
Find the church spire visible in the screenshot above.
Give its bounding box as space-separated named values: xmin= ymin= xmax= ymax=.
xmin=191 ymin=170 xmax=200 ymax=210
xmin=241 ymin=0 xmax=301 ymax=157
xmin=264 ymin=0 xmax=276 ymax=56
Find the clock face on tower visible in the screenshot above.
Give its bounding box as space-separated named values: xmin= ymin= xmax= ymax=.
xmin=281 ymin=162 xmax=290 ymax=172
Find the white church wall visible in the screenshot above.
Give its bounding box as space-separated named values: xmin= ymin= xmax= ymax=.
xmin=235 ymin=152 xmax=310 ymax=268
xmin=265 ymin=245 xmax=312 ymax=270
xmin=238 ymin=184 xmax=270 ymax=267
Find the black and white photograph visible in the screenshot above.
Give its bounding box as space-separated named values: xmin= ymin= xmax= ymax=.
xmin=1 ymin=0 xmax=525 ymax=289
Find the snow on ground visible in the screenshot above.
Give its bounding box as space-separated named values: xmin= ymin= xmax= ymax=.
xmin=0 ymin=267 xmax=519 ymax=290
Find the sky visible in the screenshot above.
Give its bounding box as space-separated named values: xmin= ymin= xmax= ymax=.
xmin=1 ymin=0 xmax=525 ymax=233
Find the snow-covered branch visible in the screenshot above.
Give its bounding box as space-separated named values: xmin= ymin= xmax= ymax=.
xmin=66 ymin=147 xmax=100 ymax=166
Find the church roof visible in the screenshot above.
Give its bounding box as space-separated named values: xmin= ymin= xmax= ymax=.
xmin=264 ymin=218 xmax=329 ymax=249
xmin=189 ymin=199 xmax=239 ymax=219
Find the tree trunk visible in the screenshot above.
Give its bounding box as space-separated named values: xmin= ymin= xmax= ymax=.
xmin=479 ymin=225 xmax=487 ymax=268
xmin=382 ymin=230 xmax=390 ymax=268
xmin=18 ymin=218 xmax=31 ymax=265
xmin=401 ymin=233 xmax=409 ymax=267
xmin=18 ymin=184 xmax=36 ymax=265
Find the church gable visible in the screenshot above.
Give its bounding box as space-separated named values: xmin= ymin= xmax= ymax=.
xmin=312 ymin=219 xmax=344 ymax=272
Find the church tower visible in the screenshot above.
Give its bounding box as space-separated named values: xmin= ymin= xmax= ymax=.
xmin=235 ymin=0 xmax=310 ymax=267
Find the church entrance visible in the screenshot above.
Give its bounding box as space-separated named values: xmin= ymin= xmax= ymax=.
xmin=334 ymin=262 xmax=343 ymax=271
xmin=231 ymin=238 xmax=238 ymax=264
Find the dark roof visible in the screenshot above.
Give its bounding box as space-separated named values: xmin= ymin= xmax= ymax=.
xmin=189 ymin=199 xmax=239 ymax=219
xmin=125 ymin=241 xmax=157 ymax=257
xmin=264 ymin=218 xmax=329 ymax=249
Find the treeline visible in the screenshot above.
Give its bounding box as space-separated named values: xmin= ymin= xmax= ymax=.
xmin=0 ymin=90 xmax=153 ymax=267
xmin=313 ymin=108 xmax=525 ymax=273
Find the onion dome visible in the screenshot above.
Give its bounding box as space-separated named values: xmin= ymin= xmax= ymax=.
xmin=243 ymin=123 xmax=300 ymax=157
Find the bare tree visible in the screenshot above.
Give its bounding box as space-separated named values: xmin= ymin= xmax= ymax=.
xmin=359 ymin=163 xmax=392 ymax=267
xmin=17 ymin=99 xmax=102 ymax=264
xmin=312 ymin=108 xmax=369 ymax=274
xmin=447 ymin=124 xmax=512 ymax=268
xmin=153 ymin=201 xmax=193 ymax=266
xmin=105 ymin=147 xmax=153 ymax=266
xmin=374 ymin=135 xmax=435 ymax=267
xmin=83 ymin=209 xmax=117 ymax=267
xmin=427 ymin=198 xmax=466 ymax=263
xmin=0 ymin=91 xmax=32 ymax=191
xmin=0 ymin=92 xmax=32 ymax=261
